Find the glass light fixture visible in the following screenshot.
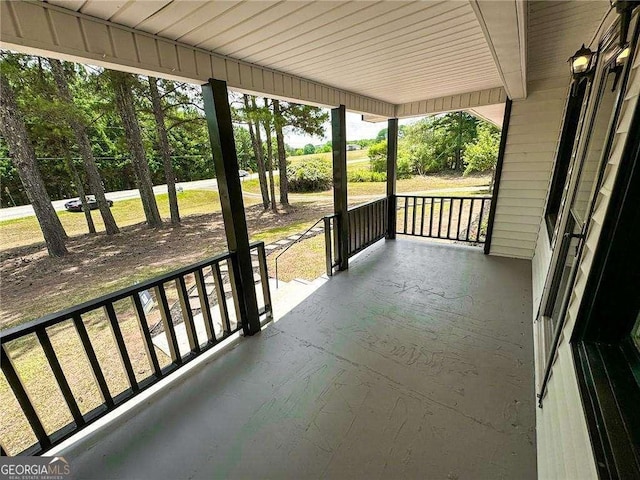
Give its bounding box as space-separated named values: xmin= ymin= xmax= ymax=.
xmin=616 ymin=46 xmax=630 ymax=67
xmin=569 ymin=44 xmax=596 ymax=78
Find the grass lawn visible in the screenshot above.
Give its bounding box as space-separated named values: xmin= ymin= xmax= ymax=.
xmin=0 ymin=190 xmax=262 ymax=251
xmin=267 ymin=233 xmax=327 ymax=283
xmin=242 ymin=172 xmax=492 ymax=198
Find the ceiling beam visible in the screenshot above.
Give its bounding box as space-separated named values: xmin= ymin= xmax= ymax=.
xmin=469 ymin=0 xmax=527 ymax=99
xmin=0 ymin=1 xmax=395 ymax=117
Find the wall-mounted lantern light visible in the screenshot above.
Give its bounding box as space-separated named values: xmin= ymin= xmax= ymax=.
xmin=610 ymin=45 xmax=631 ymax=91
xmin=569 ymin=44 xmax=596 ymax=78
xmin=616 ymin=46 xmax=631 ymax=67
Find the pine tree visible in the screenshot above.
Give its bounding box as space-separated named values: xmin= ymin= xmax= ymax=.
xmin=0 ymin=76 xmax=68 ymax=256
xmin=49 ymin=59 xmax=120 ymax=234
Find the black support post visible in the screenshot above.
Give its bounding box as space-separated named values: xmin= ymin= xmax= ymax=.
xmin=386 ymin=118 xmax=398 ymax=239
xmin=332 ymin=105 xmax=349 ymax=271
xmin=484 ymin=98 xmax=512 ymax=255
xmin=202 ymin=79 xmax=260 ymax=335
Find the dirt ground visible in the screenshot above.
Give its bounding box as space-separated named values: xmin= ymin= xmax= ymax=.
xmin=0 ymin=201 xmax=332 ymax=330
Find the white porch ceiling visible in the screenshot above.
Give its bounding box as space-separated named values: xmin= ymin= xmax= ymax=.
xmin=41 ymin=0 xmax=504 ymax=106
xmin=0 ymin=1 xmax=611 ymax=118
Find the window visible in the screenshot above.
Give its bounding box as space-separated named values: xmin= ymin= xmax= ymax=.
xmin=545 ymin=81 xmax=589 ymax=239
xmin=571 ymin=18 xmax=640 ymax=477
xmin=541 ymin=58 xmax=621 ymax=360
xmin=573 ymin=123 xmax=640 ymax=477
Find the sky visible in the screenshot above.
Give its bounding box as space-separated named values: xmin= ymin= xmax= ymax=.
xmin=283 ymin=111 xmax=385 ymax=148
xmin=283 ymin=111 xmax=422 ymax=148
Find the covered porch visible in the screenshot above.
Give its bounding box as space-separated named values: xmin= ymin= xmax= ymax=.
xmin=56 ymin=238 xmax=535 ymax=479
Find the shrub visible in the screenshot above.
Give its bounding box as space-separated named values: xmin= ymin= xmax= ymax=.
xmin=348 ymin=170 xmax=387 ymax=182
xmin=397 ymin=157 xmax=413 ymax=179
xmin=464 ymin=127 xmax=500 ymax=175
xmin=368 ymin=140 xmax=387 ymax=173
xmin=287 ymin=157 xmax=332 ymax=192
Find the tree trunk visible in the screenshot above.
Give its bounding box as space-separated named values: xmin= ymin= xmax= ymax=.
xmin=273 ymin=99 xmax=289 ymax=206
xmin=49 ymin=59 xmax=120 ymax=235
xmin=0 ymin=77 xmax=68 ymax=256
xmin=110 ymin=71 xmax=162 ymax=228
xmin=148 ymin=76 xmax=180 ymax=225
xmin=64 ymin=154 xmax=96 ymax=234
xmin=244 ymin=95 xmax=269 ymax=209
xmin=263 ymin=100 xmax=277 ymax=212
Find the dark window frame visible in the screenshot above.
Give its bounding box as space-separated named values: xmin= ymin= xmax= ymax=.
xmin=545 ymin=81 xmax=589 ymax=240
xmin=572 ymin=15 xmax=640 ymax=478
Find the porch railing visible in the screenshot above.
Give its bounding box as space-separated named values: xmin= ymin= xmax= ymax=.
xmin=0 ymin=242 xmax=271 ymax=456
xmin=323 ymin=213 xmax=340 ymax=275
xmin=347 ymin=197 xmax=388 ymax=257
xmin=396 ymin=195 xmax=491 ymax=245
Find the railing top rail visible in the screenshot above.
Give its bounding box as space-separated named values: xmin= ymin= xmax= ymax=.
xmin=347 ymin=196 xmax=388 ymax=212
xmin=395 ymin=194 xmax=492 ymax=200
xmin=0 ymin=242 xmax=265 ymax=344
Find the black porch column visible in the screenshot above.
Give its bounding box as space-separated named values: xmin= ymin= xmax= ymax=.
xmin=386 ymin=118 xmax=398 ymax=239
xmin=484 ymin=98 xmax=512 ymax=255
xmin=332 ymin=105 xmax=349 ymax=271
xmin=201 ymin=79 xmax=260 ymax=335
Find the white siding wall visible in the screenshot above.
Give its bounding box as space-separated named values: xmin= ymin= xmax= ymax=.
xmin=531 ymin=222 xmax=552 ymax=317
xmin=490 ymin=77 xmax=569 ymax=259
xmin=534 ymin=32 xmax=640 ymax=480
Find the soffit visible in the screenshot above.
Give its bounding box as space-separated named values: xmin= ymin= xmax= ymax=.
xmin=44 ymin=0 xmax=503 ymax=104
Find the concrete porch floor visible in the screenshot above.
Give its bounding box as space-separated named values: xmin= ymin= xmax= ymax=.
xmin=59 ymin=238 xmax=536 ymax=479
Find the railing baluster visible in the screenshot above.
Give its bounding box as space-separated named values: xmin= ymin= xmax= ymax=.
xmin=72 ymin=314 xmax=113 ymax=407
xmin=194 ymin=269 xmax=216 ymax=344
xmin=176 ymin=277 xmax=200 ymax=354
xmin=333 ymin=216 xmax=340 ymax=267
xmin=36 ymin=329 xmax=84 ymax=427
xmin=429 ymin=198 xmax=434 ymax=237
xmin=372 ymin=202 xmax=377 ymax=240
xmin=446 ymin=198 xmax=453 ymax=239
xmin=324 ymin=217 xmax=333 ymax=276
xmin=476 ymin=199 xmax=486 ymax=242
xmin=351 ymin=210 xmax=356 ymax=252
xmin=213 ymin=262 xmax=232 ymax=335
xmin=420 ymin=197 xmax=426 ymax=236
xmin=403 ymin=196 xmax=408 ymax=234
xmin=154 ymin=285 xmax=181 ymax=364
xmin=364 ymin=206 xmax=368 ymax=246
xmin=362 ymin=206 xmax=371 ymax=245
xmin=466 ymin=198 xmax=474 ymax=241
xmin=362 ymin=207 xmax=366 ymax=247
xmin=131 ymin=294 xmax=162 ymax=378
xmin=373 ymin=202 xmax=378 ymax=238
xmin=456 ymin=199 xmax=464 ymax=240
xmin=226 ymin=257 xmax=244 ymax=332
xmin=1 ymin=345 xmax=51 ymax=450
xmin=104 ymin=303 xmax=138 ymax=392
xmin=410 ymin=197 xmax=415 ymax=235
xmin=257 ymin=243 xmax=272 ymax=319
xmin=384 ymin=198 xmax=389 ymax=235
xmin=437 ymin=198 xmax=444 ymax=238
